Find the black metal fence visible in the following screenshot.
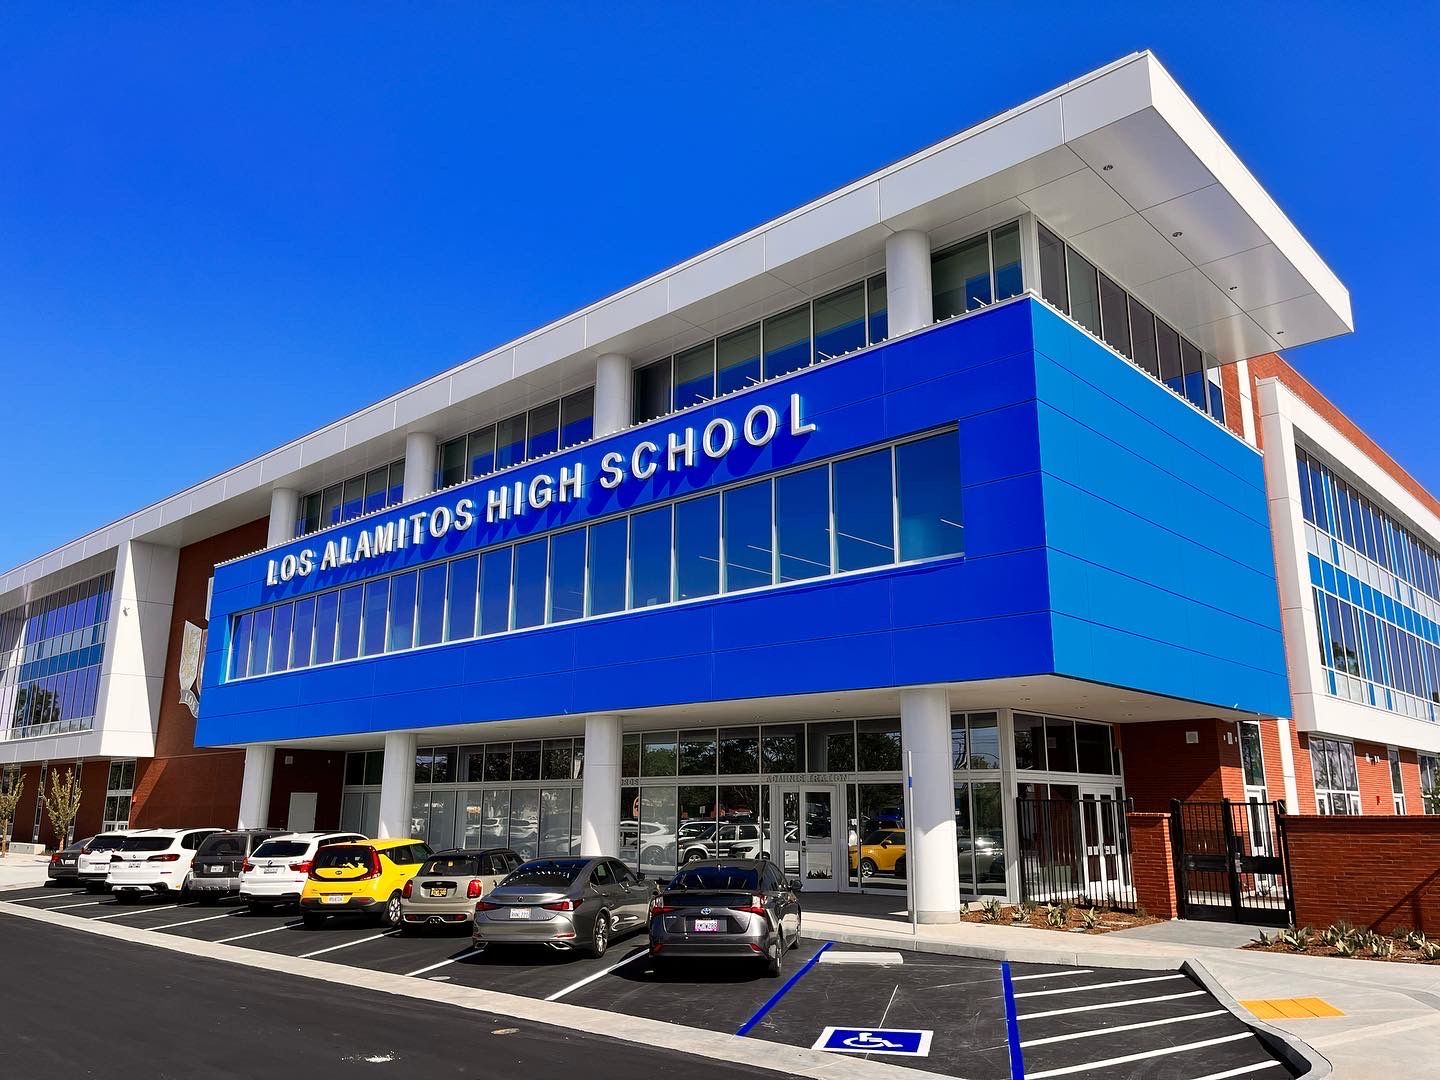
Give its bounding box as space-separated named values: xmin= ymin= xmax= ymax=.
xmin=1170 ymin=798 xmax=1293 ymax=926
xmin=1016 ymin=796 xmax=1137 ymax=910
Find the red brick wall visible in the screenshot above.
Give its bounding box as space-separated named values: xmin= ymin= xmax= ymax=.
xmin=1399 ymin=750 xmax=1423 ymax=814
xmin=1292 ymin=732 xmax=1318 ymax=814
xmin=1126 ymin=812 xmax=1178 ymax=918
xmin=1119 ymin=719 xmax=1245 ymax=812
xmin=1220 ymin=362 xmax=1245 ymax=440
xmin=1354 ymin=739 xmax=1400 ymax=815
xmin=74 ymin=760 xmax=109 ymax=840
xmin=6 ymin=763 xmax=44 ymax=843
xmin=1286 ymin=815 xmax=1440 ymax=933
xmin=267 ymin=748 xmax=346 ymax=832
xmin=130 ymin=517 xmax=267 ymax=830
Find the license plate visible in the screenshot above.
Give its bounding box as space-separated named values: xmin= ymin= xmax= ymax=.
xmin=429 ymin=887 xmax=450 ymax=898
xmin=322 ymin=894 xmax=349 ymax=905
xmin=60 ymin=859 xmax=75 ymax=866
xmin=693 ymin=918 xmax=721 ymax=932
xmin=263 ymin=867 xmax=280 ymax=874
xmin=508 ymin=907 xmax=531 ymax=919
xmin=209 ymin=865 xmax=225 ymax=874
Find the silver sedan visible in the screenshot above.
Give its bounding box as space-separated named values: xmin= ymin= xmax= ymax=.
xmin=472 ymin=856 xmax=656 ymax=958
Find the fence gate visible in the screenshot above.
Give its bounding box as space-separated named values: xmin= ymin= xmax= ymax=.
xmin=1016 ymin=796 xmax=1137 ymax=911
xmin=1170 ymin=798 xmax=1293 ymax=926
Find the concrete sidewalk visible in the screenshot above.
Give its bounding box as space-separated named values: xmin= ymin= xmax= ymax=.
xmin=0 ymin=852 xmax=52 ymax=892
xmin=801 ymin=906 xmax=1440 ymax=1080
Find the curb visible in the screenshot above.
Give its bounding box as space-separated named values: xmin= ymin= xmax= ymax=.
xmin=1182 ymin=959 xmax=1333 ymax=1079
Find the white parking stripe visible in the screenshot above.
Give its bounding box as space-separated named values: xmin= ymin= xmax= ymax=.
xmin=89 ymin=905 xmax=183 ymax=921
xmin=217 ymin=921 xmax=302 ymax=943
xmin=2 ymin=893 xmax=71 ymax=903
xmin=1020 ymin=1008 xmax=1227 ymax=1047
xmin=406 ymin=946 xmax=483 ymax=978
xmin=1019 ymin=989 xmax=1205 ymax=1021
xmin=43 ymin=901 xmax=106 ymax=911
xmin=1025 ymin=1032 xmax=1251 ymax=1079
xmin=153 ymin=913 xmax=237 ymax=931
xmin=1013 ymin=973 xmax=1185 ymax=998
xmin=1188 ymin=1062 xmax=1283 ymax=1080
xmin=544 ymin=947 xmax=649 ymax=1001
xmin=299 ymin=930 xmax=399 ymax=958
xmin=1010 ymin=968 xmax=1092 ymax=982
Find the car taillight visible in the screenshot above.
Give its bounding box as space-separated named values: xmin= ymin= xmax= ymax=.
xmin=147 ymin=853 xmax=181 ymax=862
xmin=364 ymin=851 xmax=382 ymax=880
xmin=402 ymin=879 xmax=413 ymax=899
xmin=737 ymin=895 xmax=767 ymax=915
xmin=649 ymin=898 xmax=675 ymax=915
xmin=289 ymin=861 xmax=312 ymax=874
xmin=242 ymin=860 xmax=255 ymax=873
xmin=466 ymin=879 xmax=482 ymax=899
xmin=475 ymin=900 xmax=501 ymax=912
xmin=541 ymin=898 xmax=583 ymax=912
xmin=49 ymin=853 xmax=60 ymax=865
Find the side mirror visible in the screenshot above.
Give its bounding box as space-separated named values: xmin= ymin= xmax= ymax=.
xmin=788 ymin=878 xmax=804 ymax=892
xmin=636 ymin=872 xmax=646 ymax=881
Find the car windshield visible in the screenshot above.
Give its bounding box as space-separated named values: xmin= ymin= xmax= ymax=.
xmin=861 ymin=831 xmax=902 ymax=845
xmin=313 ymin=846 xmax=374 ymax=871
xmin=669 ymin=866 xmax=760 ymax=891
xmin=252 ymin=840 xmax=309 ymax=859
xmin=119 ymin=836 xmax=173 ymax=852
xmin=89 ymin=834 xmax=128 ymax=851
xmin=421 ymin=855 xmax=480 ymax=877
xmin=502 ymin=861 xmax=585 ymax=887
xmin=198 ymin=834 xmax=247 ymax=857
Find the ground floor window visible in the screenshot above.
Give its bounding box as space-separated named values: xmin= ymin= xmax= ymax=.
xmin=1389 ymin=747 xmax=1406 ymax=814
xmin=1310 ymin=737 xmax=1361 ymax=815
xmin=1421 ymin=755 xmax=1440 ymax=815
xmin=102 ymin=759 xmax=136 ymax=832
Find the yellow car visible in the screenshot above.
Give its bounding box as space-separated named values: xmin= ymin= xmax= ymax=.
xmin=850 ymin=828 xmax=906 ymax=879
xmin=300 ymin=838 xmax=433 ymax=929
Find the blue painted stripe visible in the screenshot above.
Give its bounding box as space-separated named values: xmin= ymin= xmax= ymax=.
xmin=1001 ymin=961 xmax=1025 ymax=1079
xmin=735 ymin=941 xmax=833 ymax=1036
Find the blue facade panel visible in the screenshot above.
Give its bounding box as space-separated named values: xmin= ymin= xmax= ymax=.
xmin=197 ymin=300 xmax=1290 ymax=747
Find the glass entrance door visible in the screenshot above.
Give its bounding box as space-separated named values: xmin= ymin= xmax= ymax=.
xmin=1077 ymin=785 xmax=1127 ymax=900
xmin=775 ymin=786 xmax=839 ymax=892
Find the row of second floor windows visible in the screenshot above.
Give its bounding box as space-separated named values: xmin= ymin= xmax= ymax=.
xmin=633 ymin=222 xmax=1023 ymax=425
xmin=228 ymin=428 xmax=963 ymax=681
xmin=1037 ymin=223 xmax=1225 ymax=424
xmin=296 ymin=461 xmax=406 ymax=538
xmin=1312 ymin=579 xmax=1439 ymax=722
xmin=435 ymin=389 xmax=595 ymax=492
xmin=1297 ymin=446 xmax=1440 ymax=606
xmin=0 ymin=572 xmax=114 ymax=665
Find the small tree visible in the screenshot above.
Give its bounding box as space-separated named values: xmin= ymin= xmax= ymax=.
xmin=42 ymin=768 xmax=83 ymax=850
xmin=0 ymin=773 xmax=24 ymax=857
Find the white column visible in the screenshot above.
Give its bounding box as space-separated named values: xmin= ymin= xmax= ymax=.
xmin=237 ymin=745 xmax=275 ymax=830
xmin=403 ymin=431 xmax=439 ymax=500
xmin=579 ymin=714 xmax=622 ymax=857
xmin=267 ymin=487 xmax=299 ymax=548
xmin=884 ymin=229 xmax=933 ymax=337
xmin=377 ymin=731 xmax=417 ymax=839
xmin=901 ymin=687 xmax=961 ymax=923
xmin=996 ymin=708 xmax=1023 ymax=901
xmin=593 ymin=353 xmax=632 ymax=438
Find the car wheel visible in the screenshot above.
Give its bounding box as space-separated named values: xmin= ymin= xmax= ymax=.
xmin=765 ymin=940 xmax=783 ymax=978
xmin=859 ymin=858 xmax=877 ymax=879
xmin=384 ymin=891 xmax=403 ymax=930
xmin=684 ymin=849 xmax=705 ymax=863
xmin=894 ymin=856 xmax=906 ymax=877
xmin=302 ymin=912 xmax=326 ymax=929
xmin=792 ymin=915 xmax=802 ymax=949
xmin=586 ymin=911 xmax=611 ymax=959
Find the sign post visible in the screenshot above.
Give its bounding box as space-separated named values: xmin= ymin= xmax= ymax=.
xmin=904 ymin=749 xmax=917 ymax=937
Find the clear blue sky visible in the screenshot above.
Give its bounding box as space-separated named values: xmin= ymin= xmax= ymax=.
xmin=3 ymin=3 xmax=1436 ymax=570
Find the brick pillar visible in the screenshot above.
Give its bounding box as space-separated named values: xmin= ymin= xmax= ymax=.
xmin=1127 ymin=812 xmax=1178 ymax=919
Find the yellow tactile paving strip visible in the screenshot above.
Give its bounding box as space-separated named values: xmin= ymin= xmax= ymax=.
xmin=1240 ymin=997 xmax=1345 ymax=1019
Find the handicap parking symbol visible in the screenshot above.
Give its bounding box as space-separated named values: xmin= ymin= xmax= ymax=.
xmin=812 ymin=1026 xmax=933 ymax=1057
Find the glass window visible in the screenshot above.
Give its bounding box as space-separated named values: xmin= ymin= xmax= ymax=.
xmin=412 ymin=563 xmax=446 ymax=646
xmin=542 ymin=739 xmax=574 ymax=780
xmin=314 ymin=591 xmax=339 ymax=664
xmin=586 ymin=517 xmax=628 ymax=616
xmin=1240 ymin=723 xmax=1266 ymax=789
xmin=1076 ymin=722 xmax=1112 ymax=775
xmin=320 ymin=485 xmax=342 ymax=528
xmin=340 ymin=477 xmax=364 ymax=523
xmin=1098 ymin=273 xmax=1131 ymax=358
xmin=966 ymin=713 xmax=999 ymax=769
xmin=482 ymin=788 xmax=509 ymax=845
xmin=230 ymin=612 xmax=252 ymax=679
xmin=387 ymin=461 xmax=404 ymax=506
xmin=932 ymin=234 xmax=991 ymax=319
xmin=345 ymin=752 xmax=366 ymax=786
xmin=723 ymin=480 xmax=773 ymax=592
xmin=512 ymin=741 xmax=541 ymax=782
xmin=509 ymin=788 xmax=540 ymax=860
xmin=1156 ymin=319 xmax=1183 ymax=392
xmin=897 ymin=432 xmax=963 ymax=561
xmin=479 ymin=547 xmax=513 ymax=635
xmin=484 ymin=745 xmax=512 ymax=782
xmin=512 ymin=538 xmax=549 ymax=629
xmin=548 ymin=528 xmax=586 ymax=624
xmin=1045 ymin=717 xmax=1078 ymax=772
xmin=560 ymin=389 xmax=594 ymax=449
xmin=808 ymin=720 xmax=855 ymax=772
xmin=361 ymin=579 xmax=389 ymax=656
xmin=833 ymin=448 xmax=894 ymax=571
xmin=633 ymin=359 xmax=671 ymax=424
xmin=460 ymin=746 xmax=485 ymax=784
xmin=1128 ymin=297 xmax=1159 ymax=378
xmin=762 ymin=304 xmax=812 ymax=380
xmin=970 ymin=781 xmax=1006 ymax=895
xmin=673 ymin=343 xmax=715 ymax=409
xmin=991 ymin=222 xmax=1022 ymax=300
xmin=445 ymin=556 xmax=478 ymax=642
xmin=1014 ymin=713 xmax=1045 ymax=770
xmin=629 ymin=506 xmax=672 ymax=608
xmin=1181 ymin=340 xmax=1206 ymax=409
xmin=719 ymin=726 xmax=759 ymax=774
xmin=679 ymin=730 xmax=718 ymax=776
xmin=434 ymin=747 xmax=458 ymax=784
xmin=814 ymin=283 xmax=866 ymax=360
xmin=763 ymin=724 xmax=805 ymax=773
xmin=622 ymin=734 xmax=640 ymax=778
xmin=867 ymin=273 xmax=887 ymax=344
xmin=363 ymin=467 xmax=388 ymax=514
xmin=364 ymin=750 xmax=383 ymax=785
xmin=250 ymin=607 xmax=272 ymax=676
xmin=642 ymin=732 xmax=677 ymax=776
xmin=716 ymin=324 xmax=761 ymax=396
xmin=290 ymin=597 xmax=315 ymax=669
xmin=675 ymin=494 xmax=720 ymax=601
xmin=777 ymin=464 xmax=831 ymax=583
xmin=298 ymin=492 xmax=321 ymax=537
xmin=526 ymin=401 xmax=560 ymax=460
xmin=856 ymin=718 xmax=901 ymax=772
xmin=467 ymin=426 xmax=496 ymax=480
xmin=639 ymin=786 xmax=678 ymax=878
xmin=1065 ymin=248 xmax=1100 ymax=334
xmin=1038 ymin=224 xmax=1068 ymax=313
xmin=387 ymin=571 xmax=418 ymax=652
xmin=495 ymin=413 xmax=526 ymax=470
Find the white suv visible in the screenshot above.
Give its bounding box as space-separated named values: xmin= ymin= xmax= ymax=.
xmin=107 ymin=828 xmax=221 ymax=900
xmin=239 ymin=832 xmax=367 ymax=912
xmin=77 ymin=830 xmax=144 ymax=891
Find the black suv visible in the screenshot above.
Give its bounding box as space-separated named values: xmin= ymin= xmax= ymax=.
xmin=188 ymin=829 xmax=285 ymax=904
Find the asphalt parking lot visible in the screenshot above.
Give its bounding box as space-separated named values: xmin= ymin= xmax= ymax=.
xmin=2 ymin=884 xmax=1296 ymax=1079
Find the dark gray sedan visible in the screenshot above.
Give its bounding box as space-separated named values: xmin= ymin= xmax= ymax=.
xmin=47 ymin=837 xmax=94 ymax=883
xmin=649 ymin=859 xmax=802 ymax=977
xmin=472 ymin=856 xmax=656 ymax=958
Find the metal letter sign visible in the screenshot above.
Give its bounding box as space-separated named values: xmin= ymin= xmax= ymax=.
xmin=812 ymin=1028 xmax=933 ymax=1057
